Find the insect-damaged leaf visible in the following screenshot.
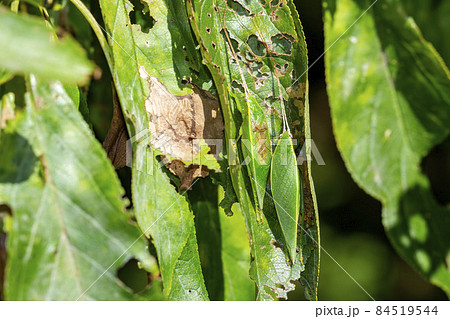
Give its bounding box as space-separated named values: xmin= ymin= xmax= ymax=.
xmin=271 ymin=131 xmax=300 ymax=261
xmin=0 ymin=76 xmax=155 ymax=300
xmin=188 ymin=0 xmax=319 ymax=300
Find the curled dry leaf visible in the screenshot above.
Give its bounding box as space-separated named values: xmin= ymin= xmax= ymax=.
xmin=141 ymin=68 xmax=223 ymax=188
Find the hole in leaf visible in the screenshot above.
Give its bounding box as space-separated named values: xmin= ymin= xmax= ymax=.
xmin=180 ymin=78 xmax=190 ymax=85
xmin=247 ymin=34 xmax=267 ymax=57
xmin=276 ymin=62 xmax=289 ymax=74
xmin=129 ymin=0 xmax=155 ymax=33
xmin=270 ymin=0 xmax=281 ymax=7
xmin=270 ymin=239 xmax=283 ymax=249
xmin=231 ymin=80 xmax=244 ymax=93
xmin=289 ymin=68 xmax=296 ymax=81
xmin=276 ymin=283 xmax=286 ymax=290
xmin=250 ymin=61 xmax=264 ymax=75
xmin=263 ymin=285 xmax=277 ymax=300
xmin=245 ymin=48 xmax=256 ymax=61
xmin=117 ymin=258 xmax=150 ymax=293
xmin=271 ymin=33 xmax=294 ymax=55
xmin=220 ymin=29 xmax=239 ymax=53
xmin=226 ymin=0 xmax=250 ymax=16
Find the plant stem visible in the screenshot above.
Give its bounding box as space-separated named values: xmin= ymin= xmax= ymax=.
xmin=70 ymin=0 xmax=113 ymax=71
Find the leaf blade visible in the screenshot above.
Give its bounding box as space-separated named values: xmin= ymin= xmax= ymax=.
xmin=0 ymin=77 xmax=154 ymax=300
xmin=0 ymin=9 xmax=93 ymax=84
xmin=271 ymin=131 xmax=300 ymax=262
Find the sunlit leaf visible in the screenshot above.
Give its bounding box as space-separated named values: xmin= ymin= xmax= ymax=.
xmin=271 ymin=131 xmax=300 ymax=261
xmin=98 ymin=0 xmax=209 ymax=299
xmin=0 ymin=76 xmax=155 ymax=300
xmin=0 ymin=9 xmax=93 ymax=84
xmin=324 ymin=0 xmax=450 ymax=295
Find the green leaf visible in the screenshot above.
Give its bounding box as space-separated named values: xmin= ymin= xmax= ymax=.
xmin=168 ymin=228 xmax=208 ymax=300
xmin=0 ymin=8 xmax=93 ymax=84
xmin=192 ymin=178 xmax=255 ymax=300
xmin=240 ymin=95 xmax=272 ymax=211
xmin=133 ymin=146 xmax=208 ymax=300
xmin=0 ymin=76 xmax=155 ymax=300
xmin=0 ymin=69 xmax=13 ymax=86
xmin=402 ymin=0 xmax=450 ymax=65
xmin=271 ymin=131 xmax=300 ymax=262
xmin=190 ymin=179 xmax=224 ymax=300
xmin=324 ymin=0 xmax=450 ymax=294
xmin=218 ymin=187 xmax=255 ymax=300
xmin=98 ymin=0 xmax=208 ymax=299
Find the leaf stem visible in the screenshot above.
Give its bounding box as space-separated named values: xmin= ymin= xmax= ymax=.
xmin=69 ymin=0 xmax=113 ymax=70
